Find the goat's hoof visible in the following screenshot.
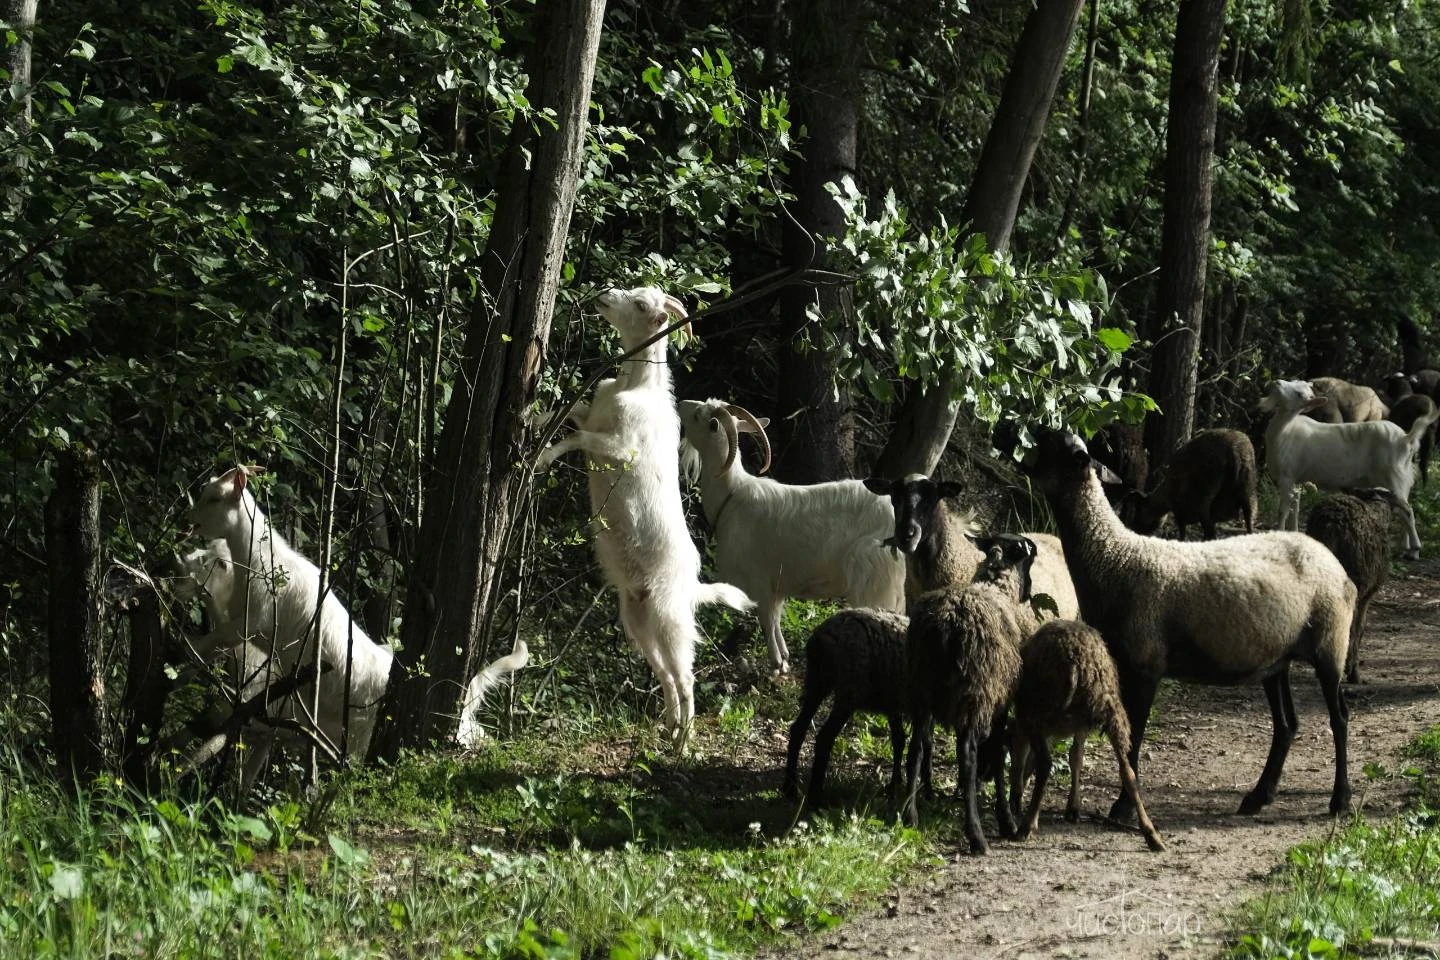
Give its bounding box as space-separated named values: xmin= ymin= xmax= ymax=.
xmin=1404 ymin=548 xmax=1422 ymax=561
xmin=1145 ymin=833 xmax=1167 ymax=853
xmin=1107 ymin=798 xmax=1136 ymax=823
xmin=1064 ymin=807 xmax=1081 ymax=823
xmin=966 ymin=834 xmax=989 ymax=856
xmin=1237 ymin=788 xmax=1272 ymax=815
xmin=1018 ymin=826 xmax=1037 ymax=842
xmin=1330 ymin=790 xmax=1353 ymax=816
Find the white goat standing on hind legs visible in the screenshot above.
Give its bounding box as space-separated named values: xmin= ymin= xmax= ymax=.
xmin=1262 ymin=378 xmax=1438 ymax=558
xmin=183 ymin=466 xmax=394 ymax=787
xmin=536 ymin=286 xmax=755 ymax=749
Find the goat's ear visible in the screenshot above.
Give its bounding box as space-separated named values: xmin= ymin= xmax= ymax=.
xmin=230 ymin=468 xmax=248 ymax=501
xmin=239 ymin=464 xmax=267 ymax=477
xmin=862 ymin=477 xmax=893 ymax=496
xmin=937 ymin=480 xmax=964 ymax=499
xmin=736 ymin=417 xmax=769 ymax=433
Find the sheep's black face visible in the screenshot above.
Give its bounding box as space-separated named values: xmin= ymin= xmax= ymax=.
xmin=1021 ymin=429 xmax=1093 ymax=495
xmin=863 ymin=476 xmax=963 ymax=555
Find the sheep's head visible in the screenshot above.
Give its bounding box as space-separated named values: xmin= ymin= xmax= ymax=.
xmin=677 ymin=398 xmax=770 ymax=480
xmin=187 ymin=465 xmax=266 ymax=540
xmin=1259 ymin=379 xmax=1327 ymax=415
xmin=968 ymin=532 xmax=1039 ymax=600
xmin=1020 ymin=428 xmax=1122 ymax=499
xmin=594 ymin=286 xmax=691 ymax=349
xmin=1385 ymin=372 xmax=1414 ymax=401
xmin=862 ymin=475 xmax=967 ymax=556
xmin=1119 ymin=489 xmax=1168 ymax=535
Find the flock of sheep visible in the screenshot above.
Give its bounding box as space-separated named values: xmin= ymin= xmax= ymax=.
xmin=170 ymin=285 xmax=1435 ymax=857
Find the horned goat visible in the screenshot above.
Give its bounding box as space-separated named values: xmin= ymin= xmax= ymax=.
xmin=536 ymin=287 xmax=754 ymax=749
xmin=677 ymin=399 xmax=904 ymax=672
xmin=1262 ymin=378 xmax=1436 ymax=558
xmin=1022 ymin=428 xmax=1356 ymax=820
xmin=185 ymin=468 xmax=394 ymax=783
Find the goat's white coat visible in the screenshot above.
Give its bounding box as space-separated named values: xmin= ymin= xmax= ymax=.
xmin=1262 ymin=378 xmax=1438 ymax=556
xmin=185 ymin=470 xmax=394 ymax=781
xmin=536 ymin=287 xmax=753 ymax=747
xmin=677 ymin=398 xmax=905 ymax=671
xmin=455 ymin=638 xmax=530 ymax=748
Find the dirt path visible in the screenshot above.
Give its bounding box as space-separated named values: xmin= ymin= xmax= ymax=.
xmin=766 ymin=560 xmax=1440 ymax=960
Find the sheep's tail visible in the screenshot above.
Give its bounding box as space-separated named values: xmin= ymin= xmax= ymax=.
xmin=456 ymin=638 xmax=530 ymax=748
xmin=691 ymin=581 xmax=755 ymax=613
xmin=1232 ymin=444 xmax=1260 ymax=529
xmin=1406 ymin=406 xmax=1440 ymax=447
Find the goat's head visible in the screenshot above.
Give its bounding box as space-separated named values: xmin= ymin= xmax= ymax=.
xmin=1259 ymin=379 xmax=1327 ymax=416
xmin=677 ymin=398 xmax=771 ymax=480
xmin=968 ymin=532 xmax=1039 ymax=599
xmin=594 ymin=286 xmax=691 ymax=348
xmin=175 ymin=541 xmax=235 ymax=611
xmin=187 ymin=465 xmax=266 ymax=540
xmin=862 ymin=474 xmax=966 ymax=556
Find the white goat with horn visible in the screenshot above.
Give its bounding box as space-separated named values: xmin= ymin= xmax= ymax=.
xmin=677 ymin=399 xmax=906 ymax=672
xmin=537 ymin=287 xmax=753 ymax=748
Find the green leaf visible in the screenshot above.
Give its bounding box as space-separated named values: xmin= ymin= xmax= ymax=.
xmin=216 ymin=55 xmax=234 ymax=74
xmin=1096 ymin=327 xmax=1133 ymax=353
xmin=327 ymin=834 xmax=370 ymax=869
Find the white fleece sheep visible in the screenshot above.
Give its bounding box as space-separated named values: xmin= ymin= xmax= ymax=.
xmin=537 ymin=287 xmax=753 ymax=748
xmin=185 ymin=467 xmax=394 ymax=782
xmin=677 ymin=398 xmax=905 ymax=672
xmin=1023 ymin=428 xmax=1356 ymax=820
xmin=1262 ymin=378 xmax=1437 ymax=558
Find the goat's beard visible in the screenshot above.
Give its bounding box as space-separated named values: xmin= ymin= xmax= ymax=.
xmin=679 ymin=441 xmax=703 ymax=485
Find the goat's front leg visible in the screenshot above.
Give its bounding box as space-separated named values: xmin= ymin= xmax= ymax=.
xmin=536 ymin=430 xmax=634 ymax=472
xmin=760 ymin=596 xmax=789 ymax=673
xmin=1400 ymin=501 xmax=1422 ymax=559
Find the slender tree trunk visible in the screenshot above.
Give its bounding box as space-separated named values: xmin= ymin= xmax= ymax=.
xmin=46 ymin=444 xmax=108 ymax=787
xmin=1143 ymin=0 xmax=1228 ymax=472
xmin=4 ymin=0 xmax=38 ymax=123
xmin=875 ymin=0 xmax=1086 ymax=478
xmin=376 ymin=0 xmax=606 ymax=754
xmin=111 ymin=562 xmax=169 ymax=787
xmin=772 ymin=0 xmax=861 ymax=482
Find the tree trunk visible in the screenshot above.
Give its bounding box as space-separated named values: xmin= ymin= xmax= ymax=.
xmin=1142 ymin=0 xmax=1229 ymax=472
xmin=376 ymin=0 xmax=605 ymax=755
xmin=46 ymin=444 xmax=108 ymax=787
xmin=109 ymin=562 xmax=170 ymax=787
xmin=772 ymin=0 xmax=861 ymax=482
xmin=875 ymin=0 xmax=1086 ymax=479
xmin=4 ymin=0 xmax=38 ymax=123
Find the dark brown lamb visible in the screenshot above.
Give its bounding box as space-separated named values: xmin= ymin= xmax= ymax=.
xmin=1010 ymin=619 xmax=1165 ymax=851
xmin=783 ymin=608 xmax=927 ymax=808
xmin=1305 ymin=489 xmax=1403 ymax=683
xmin=1124 ymin=428 xmax=1258 ymax=540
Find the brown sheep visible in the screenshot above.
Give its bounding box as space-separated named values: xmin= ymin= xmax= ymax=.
xmin=903 ymin=534 xmax=1037 ymax=855
xmin=1123 ymin=428 xmax=1258 ymax=540
xmin=1382 ymin=377 xmax=1437 ymax=487
xmin=1009 ymin=620 xmax=1165 ymax=851
xmin=1305 ymin=489 xmax=1403 ymax=684
xmin=1309 ymin=376 xmax=1389 ymax=423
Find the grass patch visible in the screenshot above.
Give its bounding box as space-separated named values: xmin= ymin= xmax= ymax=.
xmin=0 ymin=693 xmax=934 ymax=959
xmin=1228 ymin=727 xmax=1440 ymax=959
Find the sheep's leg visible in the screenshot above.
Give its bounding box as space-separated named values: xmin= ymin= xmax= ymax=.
xmin=1065 ymin=734 xmax=1086 ymax=822
xmin=1020 ymin=732 xmax=1052 ymax=841
xmin=984 ymin=717 xmax=1018 ymax=840
xmin=784 ymin=688 xmax=825 ymax=800
xmin=1239 ymin=668 xmax=1298 ymax=814
xmin=1109 ymin=727 xmax=1165 ymax=852
xmin=959 ymin=726 xmax=989 ymax=855
xmin=1008 ymin=731 xmax=1031 ymax=821
xmin=886 ymin=713 xmax=907 ymax=799
xmin=1345 ymin=590 xmax=1375 ymax=684
xmin=803 ymin=702 xmax=854 ymax=811
xmin=1108 ymin=676 xmax=1158 ymax=822
xmin=760 ymin=598 xmax=789 ymax=673
xmin=902 ymin=713 xmax=932 ymax=827
xmin=1318 ymin=661 xmax=1352 ymax=815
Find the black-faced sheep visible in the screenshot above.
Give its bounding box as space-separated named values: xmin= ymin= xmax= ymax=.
xmin=1008 ymin=619 xmax=1165 ymax=851
xmin=1122 ymin=428 xmax=1257 ymax=540
xmin=903 ymin=533 xmax=1038 ymax=854
xmin=862 ymin=476 xmax=1078 ymax=620
xmin=1023 ymin=428 xmax=1356 ymax=820
xmin=782 ymin=608 xmax=929 ymax=808
xmin=1305 ymin=489 xmax=1403 ymax=684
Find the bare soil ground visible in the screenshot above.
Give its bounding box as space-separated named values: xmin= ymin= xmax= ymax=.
xmin=763 ymin=559 xmax=1440 ymax=960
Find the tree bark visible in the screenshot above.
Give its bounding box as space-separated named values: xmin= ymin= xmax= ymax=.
xmin=4 ymin=0 xmax=38 ymax=123
xmin=772 ymin=0 xmax=862 ymax=482
xmin=1142 ymin=0 xmax=1229 ymax=472
xmin=875 ymin=0 xmax=1086 ymax=479
xmin=376 ymin=0 xmax=605 ymax=754
xmin=46 ymin=444 xmax=108 ymax=787
xmin=109 ymin=562 xmax=170 ymax=787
